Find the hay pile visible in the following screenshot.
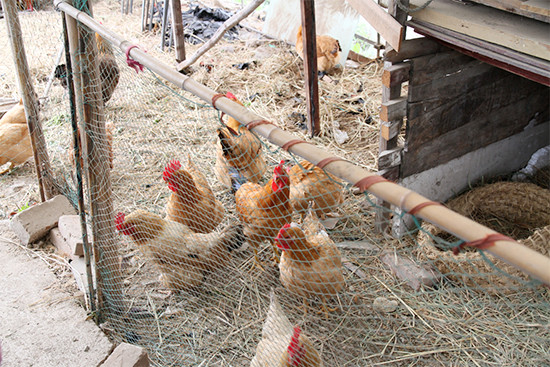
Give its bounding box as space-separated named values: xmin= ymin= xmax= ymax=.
xmin=417 ymin=182 xmax=550 ymax=290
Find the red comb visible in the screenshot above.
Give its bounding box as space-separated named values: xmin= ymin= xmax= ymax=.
xmin=288 ymin=325 xmax=302 ymax=357
xmin=115 ymin=212 xmax=125 ymax=231
xmin=225 ymin=92 xmax=237 ymax=101
xmin=273 ymin=160 xmax=285 ymax=175
xmin=163 ymin=160 xmax=181 ymax=182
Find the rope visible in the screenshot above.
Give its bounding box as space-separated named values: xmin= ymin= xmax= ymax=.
xmin=453 ymin=234 xmax=514 ymax=255
xmin=125 ymin=45 xmax=144 ymax=73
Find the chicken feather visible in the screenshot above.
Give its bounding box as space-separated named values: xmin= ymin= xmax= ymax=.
xmin=163 ymin=156 xmax=225 ymax=234
xmin=215 ymin=92 xmax=266 ymax=190
xmin=116 ymin=210 xmax=243 ymax=291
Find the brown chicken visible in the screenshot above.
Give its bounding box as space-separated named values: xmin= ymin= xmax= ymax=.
xmin=163 ymin=157 xmax=225 ymax=234
xmin=288 ymin=160 xmax=343 ymax=219
xmin=251 ymin=291 xmax=323 ymax=367
xmin=236 ymin=160 xmax=292 ymax=265
xmin=275 ymin=205 xmax=344 ymax=316
xmin=115 ymin=209 xmax=243 ymax=292
xmin=296 ymin=25 xmax=341 ymax=75
xmin=55 ymin=33 xmax=119 ymax=104
xmin=0 ymin=100 xmax=33 ymax=174
xmin=215 ymin=92 xmax=266 ymax=191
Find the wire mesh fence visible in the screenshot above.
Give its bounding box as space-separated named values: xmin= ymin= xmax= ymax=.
xmin=1 ymin=1 xmax=550 ymax=366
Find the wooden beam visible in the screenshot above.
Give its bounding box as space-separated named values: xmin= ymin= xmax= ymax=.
xmin=382 ymin=62 xmax=410 ymax=87
xmin=380 ymin=96 xmax=406 ymax=122
xmin=409 ymin=20 xmax=550 ymax=86
xmin=345 ymin=0 xmax=404 ymax=52
xmin=384 ymin=37 xmax=442 ymax=63
xmin=170 ymin=0 xmax=185 ymax=63
xmin=409 ymin=0 xmax=550 ymax=61
xmin=78 ymin=20 xmax=125 ymax=320
xmin=300 ymin=0 xmax=320 ymax=137
xmin=378 ymin=147 xmax=402 ymax=169
xmin=468 ymin=0 xmax=549 ymax=23
xmin=380 ymin=119 xmax=402 ymax=141
xmin=3 ymin=0 xmax=57 ymax=200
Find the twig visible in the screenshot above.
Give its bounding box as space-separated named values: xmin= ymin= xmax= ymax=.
xmin=176 ymin=0 xmax=265 ymax=71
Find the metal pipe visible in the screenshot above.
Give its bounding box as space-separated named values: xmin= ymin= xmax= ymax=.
xmin=53 ymin=0 xmax=550 ymax=285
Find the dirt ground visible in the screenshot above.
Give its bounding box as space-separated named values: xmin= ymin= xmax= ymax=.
xmin=0 ymin=220 xmax=113 ymax=367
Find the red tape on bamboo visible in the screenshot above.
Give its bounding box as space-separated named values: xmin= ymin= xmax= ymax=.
xmin=246 ymin=119 xmax=273 ymax=129
xmin=211 ymin=93 xmax=225 ymax=109
xmin=408 ymin=201 xmax=443 ymax=216
xmin=316 ymin=157 xmax=345 ymax=169
xmin=354 ymin=175 xmax=390 ymax=193
xmin=453 ymin=234 xmax=514 ymax=255
xmin=125 ymin=45 xmax=144 ymax=73
xmin=281 ymin=139 xmax=308 ymax=151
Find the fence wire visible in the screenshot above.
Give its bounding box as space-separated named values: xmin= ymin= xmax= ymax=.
xmin=1 ymin=2 xmax=549 ymax=366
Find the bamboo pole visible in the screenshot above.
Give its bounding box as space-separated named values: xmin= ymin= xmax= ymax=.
xmin=54 ymin=0 xmax=550 ymax=286
xmin=61 ymin=13 xmax=96 ymax=315
xmin=170 ymin=0 xmax=185 ymax=62
xmin=2 ymin=0 xmax=58 ymax=200
xmin=176 ymin=0 xmax=265 ymax=71
xmin=299 ymin=0 xmax=320 ymax=137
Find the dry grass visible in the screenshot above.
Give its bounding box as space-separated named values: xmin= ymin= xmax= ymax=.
xmin=1 ymin=1 xmax=549 ymax=366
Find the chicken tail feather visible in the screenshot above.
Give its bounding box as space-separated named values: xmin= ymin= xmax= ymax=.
xmin=220 ymin=222 xmax=246 ymax=252
xmin=228 ymin=167 xmax=247 ymax=193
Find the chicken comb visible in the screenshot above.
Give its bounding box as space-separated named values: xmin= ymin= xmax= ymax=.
xmin=162 ymin=160 xmax=181 ymax=183
xmin=273 ymin=160 xmax=286 ymax=175
xmin=115 ymin=212 xmax=126 ymax=231
xmin=287 ymin=325 xmax=302 ymax=357
xmin=225 ymin=92 xmax=237 ymax=101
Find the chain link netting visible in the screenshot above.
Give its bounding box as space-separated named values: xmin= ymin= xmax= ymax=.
xmin=1 ymin=1 xmax=549 ymax=366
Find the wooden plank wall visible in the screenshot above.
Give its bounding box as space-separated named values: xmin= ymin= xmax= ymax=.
xmin=400 ymin=48 xmax=550 ymax=179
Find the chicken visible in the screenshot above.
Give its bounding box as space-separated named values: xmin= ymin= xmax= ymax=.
xmin=236 ymin=160 xmax=292 ymax=265
xmin=55 ymin=33 xmax=119 ymax=104
xmin=0 ymin=100 xmax=33 ymax=174
xmin=288 ymin=160 xmax=343 ymax=219
xmin=295 ymin=25 xmax=341 ymax=76
xmin=251 ymin=291 xmax=323 ymax=367
xmin=115 ymin=209 xmax=244 ymax=291
xmin=215 ymin=92 xmax=266 ymax=190
xmin=275 ymin=205 xmax=344 ymax=316
xmin=163 ymin=157 xmax=224 ymax=234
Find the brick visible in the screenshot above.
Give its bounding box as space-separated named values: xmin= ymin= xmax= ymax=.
xmin=58 ymin=215 xmax=84 ymax=256
xmin=100 ymin=343 xmax=150 ymax=367
xmin=10 ymin=195 xmax=76 ymax=245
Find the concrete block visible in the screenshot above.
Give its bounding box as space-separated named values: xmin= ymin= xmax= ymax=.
xmin=58 ymin=215 xmax=84 ymax=256
xmin=10 ymin=195 xmax=76 ymax=245
xmin=50 ymin=228 xmax=73 ymax=258
xmin=100 ymin=342 xmax=150 ymax=367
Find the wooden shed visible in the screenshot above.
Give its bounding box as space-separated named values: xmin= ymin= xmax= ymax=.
xmin=376 ymin=0 xmax=550 ymax=233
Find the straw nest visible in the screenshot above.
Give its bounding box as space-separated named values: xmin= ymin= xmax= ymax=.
xmin=416 ymin=182 xmax=550 ymax=290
